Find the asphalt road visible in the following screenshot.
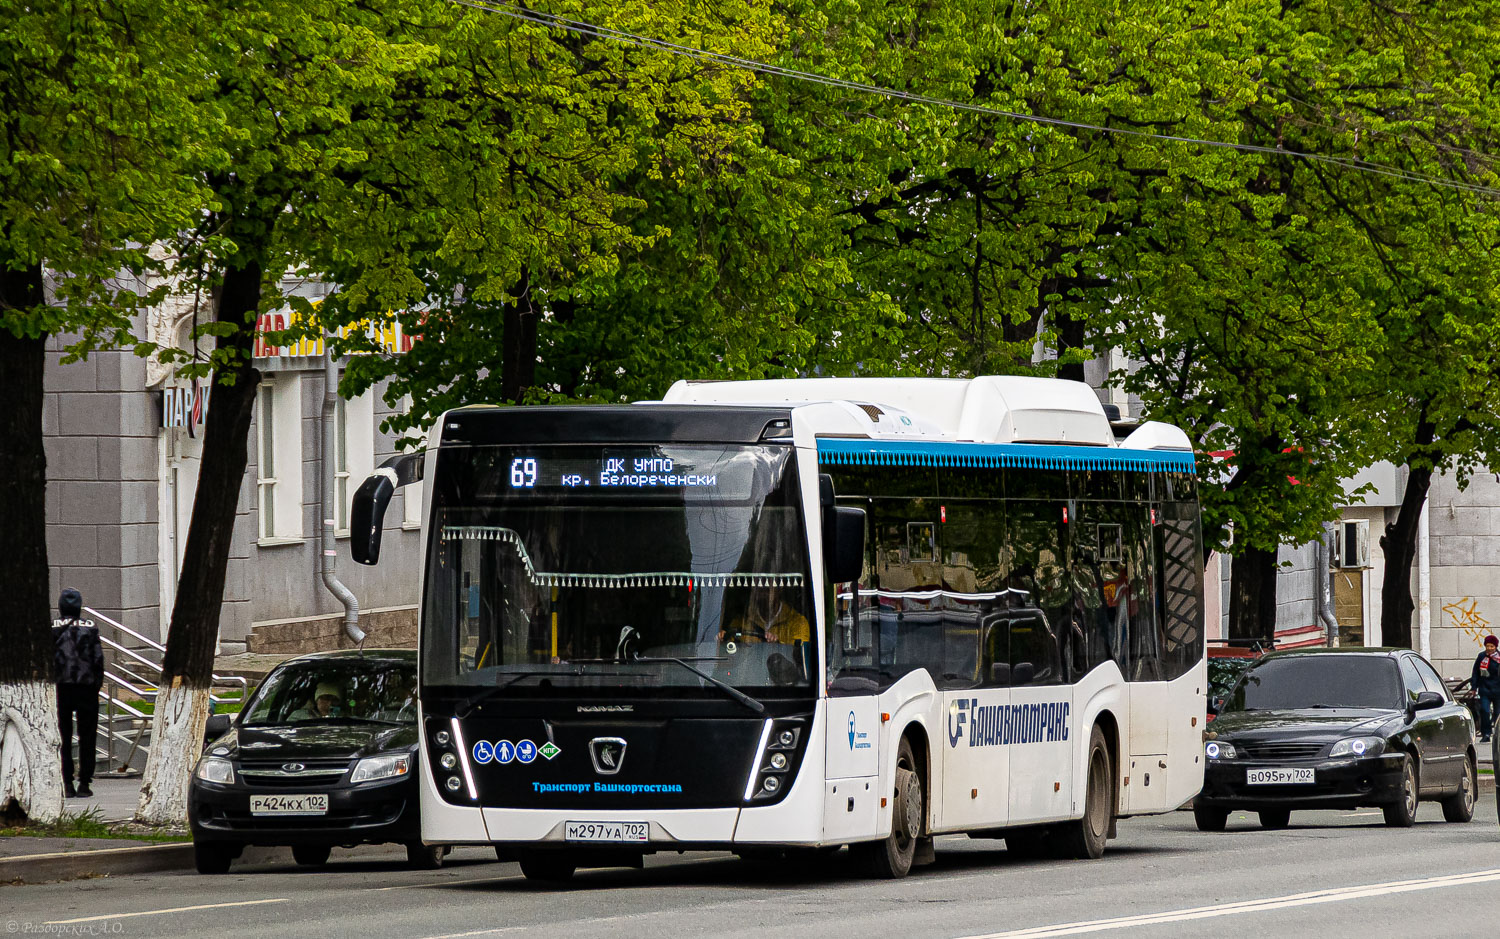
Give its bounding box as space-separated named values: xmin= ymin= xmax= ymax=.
xmin=7 ymin=803 xmax=1500 ymax=938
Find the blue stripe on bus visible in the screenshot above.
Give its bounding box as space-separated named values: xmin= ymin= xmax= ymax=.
xmin=814 ymin=437 xmax=1196 ymax=472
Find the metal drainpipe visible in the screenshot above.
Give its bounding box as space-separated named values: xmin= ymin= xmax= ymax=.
xmin=322 ymin=339 xmax=365 ymax=645
xmin=1316 ymin=522 xmax=1337 ymax=647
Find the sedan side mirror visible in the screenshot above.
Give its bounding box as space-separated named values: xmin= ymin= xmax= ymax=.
xmin=1406 ymin=690 xmax=1444 ymax=721
xmin=203 ymin=713 xmax=232 ymax=749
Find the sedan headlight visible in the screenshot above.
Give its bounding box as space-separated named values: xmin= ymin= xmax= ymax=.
xmin=1205 ymin=741 xmax=1237 ymax=760
xmin=195 ymin=756 xmax=235 ymax=784
xmin=1329 ymin=736 xmax=1385 ymax=758
xmin=350 ymin=751 xmax=413 ymax=783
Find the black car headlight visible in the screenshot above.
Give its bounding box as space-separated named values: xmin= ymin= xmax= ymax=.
xmin=350 ymin=751 xmax=413 ymax=783
xmin=195 ymin=756 xmax=235 ymax=784
xmin=1205 ymin=741 xmax=1237 ymax=760
xmin=1328 ymin=736 xmax=1385 ymax=758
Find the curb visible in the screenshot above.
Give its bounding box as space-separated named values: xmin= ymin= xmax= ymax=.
xmin=0 ymin=843 xmax=297 ymax=886
xmin=0 ymin=843 xmax=195 ymax=884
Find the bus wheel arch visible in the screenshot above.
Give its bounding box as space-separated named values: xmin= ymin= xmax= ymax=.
xmin=1091 ymin=709 xmax=1121 ymax=838
xmin=853 ymin=725 xmax=927 ymax=878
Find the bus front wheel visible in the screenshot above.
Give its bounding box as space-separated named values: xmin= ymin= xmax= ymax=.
xmin=852 ymin=735 xmax=923 ymax=878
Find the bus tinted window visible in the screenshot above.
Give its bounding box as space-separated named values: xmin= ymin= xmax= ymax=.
xmin=1158 ymin=501 xmax=1205 ymax=681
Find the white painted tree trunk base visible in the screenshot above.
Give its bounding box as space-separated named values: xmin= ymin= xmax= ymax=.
xmin=135 ymin=679 xmax=210 ymax=826
xmin=0 ymin=680 xmax=64 ymax=824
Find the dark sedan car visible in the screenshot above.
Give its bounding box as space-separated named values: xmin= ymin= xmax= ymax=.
xmin=1196 ymin=648 xmax=1477 ymax=831
xmin=189 ymin=649 xmax=445 ymax=874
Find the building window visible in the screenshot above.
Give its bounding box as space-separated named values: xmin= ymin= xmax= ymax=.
xmin=401 ymin=395 xmax=425 ymax=529
xmin=336 ymin=390 xmax=375 ymax=536
xmin=256 ymin=375 xmax=303 ymax=543
xmin=257 ymin=382 xmax=277 ymax=539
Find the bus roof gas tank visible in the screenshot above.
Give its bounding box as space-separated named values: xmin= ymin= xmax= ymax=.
xmin=662 ymin=376 xmax=1116 ymax=446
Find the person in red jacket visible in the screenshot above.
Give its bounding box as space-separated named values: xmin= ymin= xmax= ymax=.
xmin=1471 ymin=635 xmax=1500 ymax=743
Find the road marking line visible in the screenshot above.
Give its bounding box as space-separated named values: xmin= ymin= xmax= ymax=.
xmin=373 ymin=875 xmax=525 ymax=891
xmin=46 ymin=898 xmax=290 ymax=925
xmin=956 ymin=868 xmax=1500 ymax=937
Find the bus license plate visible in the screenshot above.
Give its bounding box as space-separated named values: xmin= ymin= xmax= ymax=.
xmin=1246 ymin=768 xmax=1315 ymax=785
xmin=250 ymin=793 xmax=329 ymax=816
xmin=564 ymin=821 xmax=649 ymax=843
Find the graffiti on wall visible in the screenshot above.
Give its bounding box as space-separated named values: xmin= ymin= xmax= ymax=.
xmin=1443 ymin=597 xmax=1493 ymax=644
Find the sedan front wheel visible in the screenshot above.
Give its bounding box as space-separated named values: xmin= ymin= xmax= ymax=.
xmin=1383 ymin=755 xmax=1419 ymax=828
xmin=1440 ymin=754 xmax=1476 ymax=823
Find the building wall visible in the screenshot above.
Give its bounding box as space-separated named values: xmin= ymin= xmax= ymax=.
xmin=44 ymin=321 xmax=162 ymax=637
xmin=1427 ymin=471 xmax=1500 ymax=681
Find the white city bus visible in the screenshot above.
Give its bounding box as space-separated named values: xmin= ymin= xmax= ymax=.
xmin=350 ymin=376 xmax=1206 ymax=881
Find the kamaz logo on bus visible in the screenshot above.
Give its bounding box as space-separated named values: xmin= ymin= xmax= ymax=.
xmin=948 ymin=698 xmax=1070 ymax=748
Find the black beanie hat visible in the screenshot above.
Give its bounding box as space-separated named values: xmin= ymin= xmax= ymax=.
xmin=58 ymin=588 xmax=82 ymax=619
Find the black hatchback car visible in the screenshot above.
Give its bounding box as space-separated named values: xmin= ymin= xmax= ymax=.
xmin=189 ymin=649 xmax=444 ymax=874
xmin=1196 ymin=648 xmax=1477 ymax=831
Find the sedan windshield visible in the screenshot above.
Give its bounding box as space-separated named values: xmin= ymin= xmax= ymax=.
xmin=1225 ymin=656 xmax=1401 ymax=711
xmin=241 ymin=660 xmax=418 ymax=726
xmin=421 ymin=444 xmax=813 ymax=695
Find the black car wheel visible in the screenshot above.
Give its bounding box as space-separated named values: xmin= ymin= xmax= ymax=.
xmin=1258 ymin=809 xmax=1290 ymax=830
xmin=292 ymin=844 xmax=332 ymax=867
xmin=1441 ymin=754 xmax=1477 ymax=823
xmin=1383 ymin=755 xmax=1419 ymax=827
xmin=1194 ymin=805 xmax=1229 ymax=832
xmin=194 ymin=841 xmax=236 ymax=875
xmin=407 ymin=842 xmax=446 ymax=869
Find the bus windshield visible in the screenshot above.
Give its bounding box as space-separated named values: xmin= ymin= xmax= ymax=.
xmin=421 ymin=443 xmax=813 ymax=695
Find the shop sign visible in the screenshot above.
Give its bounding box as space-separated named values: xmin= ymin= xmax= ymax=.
xmin=254 ymin=303 xmax=413 ymax=360
xmin=161 ymin=381 xmax=210 ymax=436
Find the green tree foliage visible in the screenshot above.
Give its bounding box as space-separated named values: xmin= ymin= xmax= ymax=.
xmin=0 ymin=0 xmax=206 ymax=820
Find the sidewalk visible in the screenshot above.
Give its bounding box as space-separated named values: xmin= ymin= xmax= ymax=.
xmin=73 ymin=775 xmax=143 ymax=823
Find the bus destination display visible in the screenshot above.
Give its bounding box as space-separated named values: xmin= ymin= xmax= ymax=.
xmin=507 ymin=454 xmax=720 ymax=490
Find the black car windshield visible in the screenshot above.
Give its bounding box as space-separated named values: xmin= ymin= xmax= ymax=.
xmin=241 ymin=659 xmax=418 ymax=726
xmin=1226 ymin=655 xmax=1401 ymax=711
xmin=421 ymin=443 xmax=813 ymax=695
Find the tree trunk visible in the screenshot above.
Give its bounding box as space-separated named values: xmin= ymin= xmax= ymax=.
xmin=1379 ymin=453 xmax=1434 ymax=651
xmin=136 ymin=258 xmax=262 ymax=825
xmin=1228 ymin=546 xmax=1279 ymax=642
xmin=0 ymin=261 xmax=64 ymax=823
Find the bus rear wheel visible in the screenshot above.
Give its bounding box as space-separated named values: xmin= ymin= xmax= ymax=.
xmin=852 ymin=735 xmax=922 ymax=878
xmin=519 ymin=851 xmax=577 ymax=884
xmin=1058 ymin=725 xmax=1112 ymax=859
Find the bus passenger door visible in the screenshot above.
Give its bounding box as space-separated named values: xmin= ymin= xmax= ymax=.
xmin=1005 ymin=608 xmax=1074 ymax=825
xmin=934 ymin=605 xmax=1008 ymax=832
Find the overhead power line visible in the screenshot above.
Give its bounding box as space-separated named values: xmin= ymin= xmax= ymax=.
xmin=443 ymin=0 xmax=1500 ymax=197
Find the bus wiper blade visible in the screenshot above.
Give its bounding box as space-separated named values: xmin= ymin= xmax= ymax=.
xmin=455 ymin=671 xmax=575 ymax=717
xmin=632 ymin=655 xmax=766 ymax=714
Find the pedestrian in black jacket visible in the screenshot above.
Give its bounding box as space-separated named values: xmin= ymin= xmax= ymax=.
xmin=1471 ymin=635 xmax=1500 ymax=743
xmin=53 ymin=588 xmax=104 ymax=797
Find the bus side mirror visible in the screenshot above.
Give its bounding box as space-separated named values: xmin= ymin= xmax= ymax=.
xmin=826 ymin=507 xmax=866 ymax=584
xmin=350 ymin=473 xmax=394 ymax=565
